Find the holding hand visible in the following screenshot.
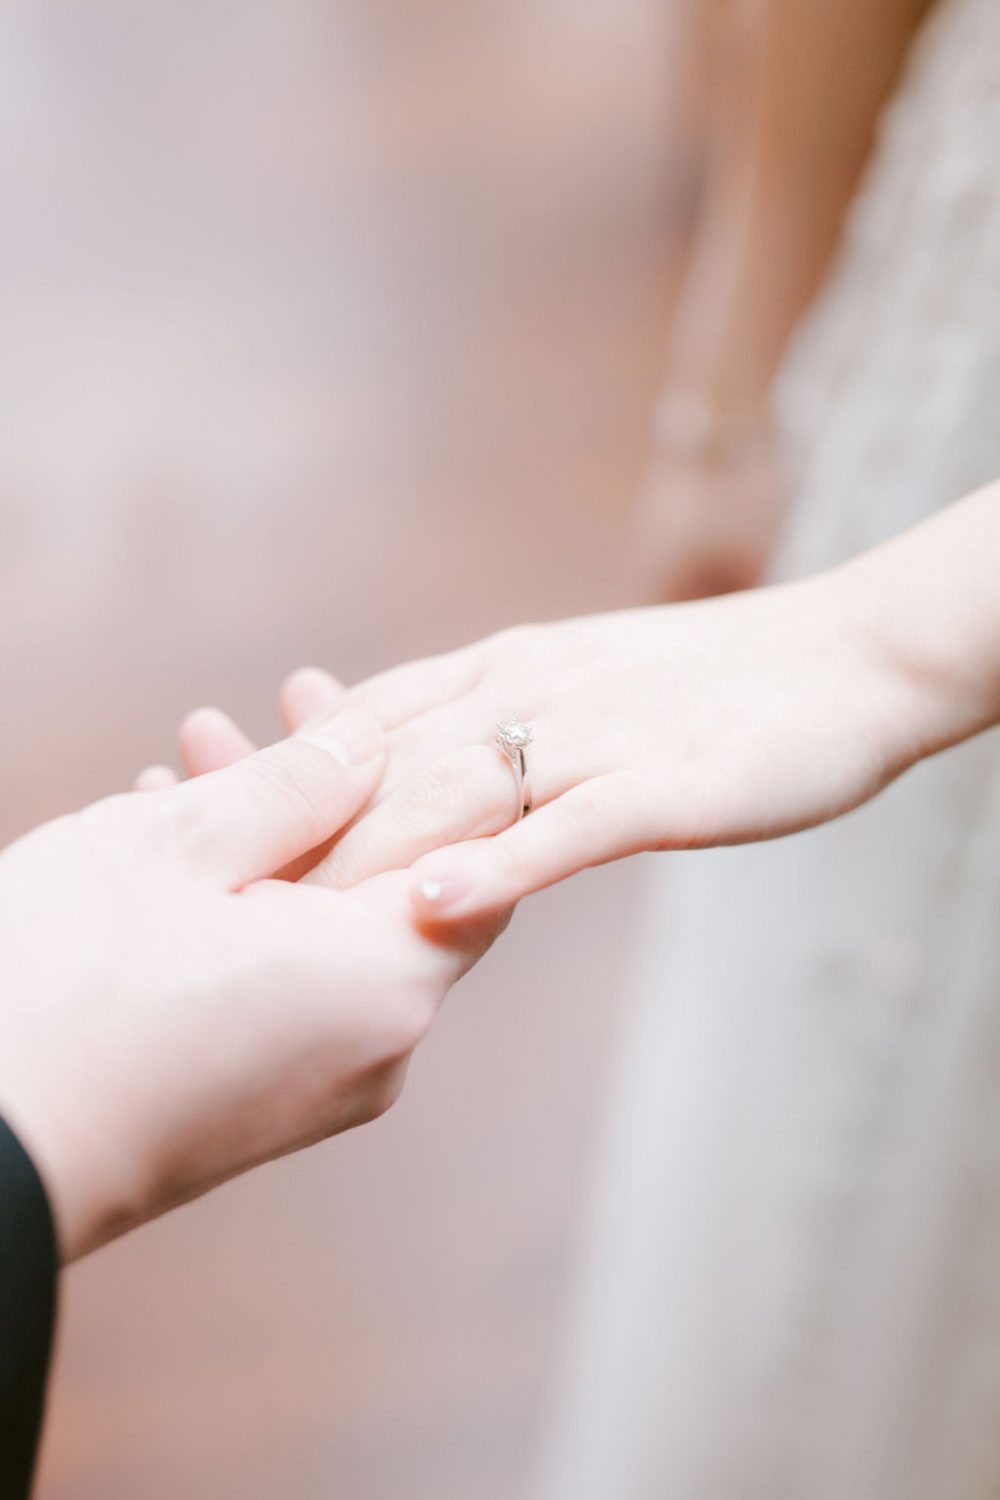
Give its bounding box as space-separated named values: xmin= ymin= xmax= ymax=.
xmin=169 ymin=486 xmax=1000 ymax=936
xmin=171 ymin=576 xmax=917 ymax=920
xmin=0 ymin=710 xmax=500 ymax=1263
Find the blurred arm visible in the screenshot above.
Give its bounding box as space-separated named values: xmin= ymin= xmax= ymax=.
xmin=667 ymin=0 xmax=935 ymax=405
xmin=634 ymin=0 xmax=934 ymax=604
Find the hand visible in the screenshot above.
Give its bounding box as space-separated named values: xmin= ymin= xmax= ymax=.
xmin=159 ymin=665 xmax=530 ymax=891
xmin=168 ymin=578 xmax=918 ymax=923
xmin=0 ymin=709 xmax=501 ymax=1262
xmin=165 ymin=486 xmax=1000 ymax=931
xmin=630 ymin=428 xmax=788 ymax=603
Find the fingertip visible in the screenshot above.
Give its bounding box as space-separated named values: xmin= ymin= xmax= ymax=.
xmin=178 ymin=704 xmax=234 ymax=742
xmin=410 ymin=842 xmax=495 ymax=924
xmin=410 ymin=870 xmax=515 ymax=974
xmin=179 ymin=705 xmax=255 ymax=776
xmin=134 ymin=764 xmax=179 ymax=793
xmin=280 ymin=666 xmax=345 ymax=731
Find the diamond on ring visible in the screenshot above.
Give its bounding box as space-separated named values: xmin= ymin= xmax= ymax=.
xmin=496 ymin=720 xmax=534 ymax=754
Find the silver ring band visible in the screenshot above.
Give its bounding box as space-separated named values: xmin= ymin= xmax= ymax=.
xmin=495 ymin=720 xmax=534 ymax=821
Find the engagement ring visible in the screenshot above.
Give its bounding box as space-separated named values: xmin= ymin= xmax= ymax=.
xmin=495 ymin=720 xmax=534 ymax=821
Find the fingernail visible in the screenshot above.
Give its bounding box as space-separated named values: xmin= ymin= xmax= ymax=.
xmin=415 ymin=871 xmax=472 ymax=913
xmin=302 ymin=710 xmax=383 ymax=766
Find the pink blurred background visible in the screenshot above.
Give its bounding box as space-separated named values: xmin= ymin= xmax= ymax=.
xmin=0 ymin=4 xmax=692 ymax=1494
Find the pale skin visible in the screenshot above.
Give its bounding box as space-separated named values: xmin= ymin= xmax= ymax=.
xmin=14 ymin=490 xmax=990 ymax=1261
xmin=165 ymin=480 xmax=1000 ymax=925
xmin=0 ymin=0 xmax=947 ymax=1289
xmin=637 ymin=0 xmax=933 ymax=601
xmin=0 ymin=708 xmax=502 ymax=1264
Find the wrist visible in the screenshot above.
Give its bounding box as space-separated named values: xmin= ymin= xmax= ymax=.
xmin=833 ymin=485 xmax=1000 ymax=774
xmin=650 ymin=383 xmax=775 ymax=465
xmin=0 ymin=1071 xmax=151 ymax=1263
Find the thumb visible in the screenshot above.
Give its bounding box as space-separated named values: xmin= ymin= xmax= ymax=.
xmin=168 ymin=710 xmax=385 ymax=887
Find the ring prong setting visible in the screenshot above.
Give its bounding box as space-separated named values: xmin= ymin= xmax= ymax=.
xmin=496 ymin=719 xmax=534 ymax=754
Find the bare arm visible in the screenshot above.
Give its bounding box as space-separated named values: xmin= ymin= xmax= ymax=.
xmin=669 ymin=0 xmax=934 ymax=398
xmin=638 ymin=0 xmax=935 ymax=601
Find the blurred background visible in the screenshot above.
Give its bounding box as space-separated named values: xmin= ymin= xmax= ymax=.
xmin=2 ymin=3 xmax=685 ymax=1495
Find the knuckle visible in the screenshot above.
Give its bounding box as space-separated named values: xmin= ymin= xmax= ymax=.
xmin=383 ymin=1003 xmax=433 ymax=1062
xmin=302 ymin=852 xmax=348 ymax=890
xmin=356 ymin=1062 xmax=408 ymax=1125
xmin=489 ymin=836 xmax=528 ymax=890
xmin=487 ymin=621 xmax=537 ymax=657
xmin=159 ymin=791 xmax=221 ymax=864
xmin=78 ymin=790 xmax=136 ymax=833
xmin=241 ymin=751 xmax=325 ymax=840
xmin=402 ymin=760 xmax=463 ymax=819
xmin=381 ymin=979 xmax=440 ymax=1060
xmin=394 ymin=757 xmax=478 ymax=834
xmin=565 ymin=782 xmax=611 ymax=839
xmin=76 ymin=791 xmax=156 ymax=859
xmin=439 ymin=642 xmax=487 ymax=695
xmin=136 ymin=775 xmax=214 ymax=863
xmin=403 ymin=747 xmax=511 ymax=833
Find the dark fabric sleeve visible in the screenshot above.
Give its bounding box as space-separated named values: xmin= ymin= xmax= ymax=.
xmin=0 ymin=1116 xmax=57 ymax=1499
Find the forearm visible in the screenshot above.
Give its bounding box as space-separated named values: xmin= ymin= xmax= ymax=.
xmin=847 ymin=481 xmax=1000 ymax=767
xmin=668 ymin=0 xmax=932 ymax=402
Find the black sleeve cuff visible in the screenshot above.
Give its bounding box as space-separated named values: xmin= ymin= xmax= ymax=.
xmin=0 ymin=1115 xmax=58 ymax=1498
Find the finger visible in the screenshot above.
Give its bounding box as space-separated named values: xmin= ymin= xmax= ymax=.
xmin=279 ymin=667 xmax=346 ymax=733
xmin=338 ymin=646 xmax=482 ymax=731
xmin=179 ymin=706 xmax=257 ymax=778
xmin=245 ymin=874 xmax=512 ymax=1103
xmin=135 ymin=764 xmax=179 ymax=792
xmin=168 ymin=710 xmax=386 ymax=887
xmin=409 ymin=773 xmax=649 ymax=921
xmin=365 ymin=702 xmax=484 ymax=809
xmin=370 ymin=700 xmax=574 ymax=811
xmin=336 ymin=871 xmax=514 ymax=985
xmin=304 ymin=743 xmax=520 ymax=890
xmin=173 ymin=693 xmax=339 ymax=883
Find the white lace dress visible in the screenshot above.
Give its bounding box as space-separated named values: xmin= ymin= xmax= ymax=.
xmin=536 ymin=2 xmax=1000 ymax=1495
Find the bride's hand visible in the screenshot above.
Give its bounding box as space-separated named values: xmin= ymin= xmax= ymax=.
xmin=347 ymin=579 xmax=924 ymax=921
xmin=167 ymin=573 xmax=919 ymax=919
xmin=168 ymin=483 xmax=1000 ymax=927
